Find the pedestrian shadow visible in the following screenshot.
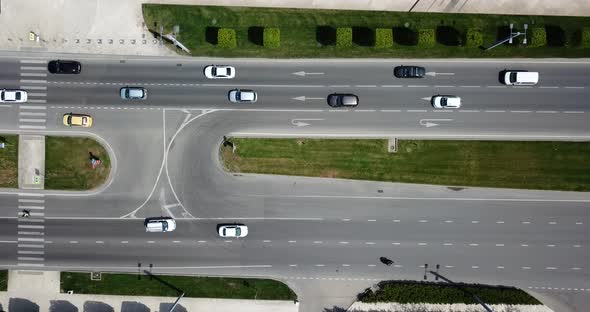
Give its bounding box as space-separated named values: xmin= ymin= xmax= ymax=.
xmin=121 ymin=301 xmax=149 ymax=312
xmin=50 ymin=300 xmax=78 ymax=312
xmin=83 ymin=301 xmax=114 ymax=312
xmin=9 ymin=298 xmax=39 ymax=312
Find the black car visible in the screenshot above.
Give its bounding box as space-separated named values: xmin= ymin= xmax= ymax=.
xmin=48 ymin=60 xmax=82 ymax=74
xmin=327 ymin=93 xmax=359 ymax=107
xmin=393 ymin=65 xmax=425 ymax=78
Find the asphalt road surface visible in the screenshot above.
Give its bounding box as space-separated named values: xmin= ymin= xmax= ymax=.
xmin=0 ymin=52 xmax=589 ymax=312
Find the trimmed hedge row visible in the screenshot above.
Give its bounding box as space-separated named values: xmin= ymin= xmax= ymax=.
xmin=418 ymin=29 xmax=435 ymax=47
xmin=358 ymin=281 xmax=541 ymax=305
xmin=530 ymin=27 xmax=547 ymax=47
xmin=263 ymin=28 xmax=281 ymax=48
xmin=218 ymin=28 xmax=236 ymax=48
xmin=337 ymin=27 xmax=353 ymax=48
xmin=582 ymin=27 xmax=590 ymax=47
xmin=465 ymin=28 xmax=483 ymax=48
xmin=375 ymin=28 xmax=393 ymax=48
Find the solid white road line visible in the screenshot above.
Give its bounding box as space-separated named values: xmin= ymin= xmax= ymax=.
xmin=20 ymin=73 xmax=47 ymax=77
xmin=19 ymin=119 xmax=46 ymax=123
xmin=19 ymin=199 xmax=45 ymax=203
xmin=20 ymin=60 xmax=46 ymax=64
xmin=18 ymin=225 xmax=45 ymax=229
xmin=19 ymin=112 xmax=46 ymax=116
xmin=26 ymin=99 xmax=47 ymax=103
xmin=20 ymin=79 xmax=47 ymax=84
xmin=21 ymin=86 xmax=47 ymax=90
xmin=18 ymin=250 xmax=44 ymax=255
xmin=19 ymin=105 xmax=46 ymax=110
xmin=19 ymin=125 xmax=46 ymax=129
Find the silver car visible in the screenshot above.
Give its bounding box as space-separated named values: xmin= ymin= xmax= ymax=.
xmin=431 ymin=95 xmax=461 ymax=109
xmin=228 ymin=89 xmax=257 ymax=103
xmin=120 ymin=87 xmax=147 ymax=100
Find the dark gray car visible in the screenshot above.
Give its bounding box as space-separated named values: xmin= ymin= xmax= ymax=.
xmin=327 ymin=93 xmax=359 ymax=107
xmin=394 ymin=65 xmax=425 ymax=78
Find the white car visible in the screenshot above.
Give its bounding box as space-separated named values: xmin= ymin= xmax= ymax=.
xmin=204 ymin=65 xmax=235 ymax=79
xmin=431 ymin=95 xmax=461 ymax=109
xmin=218 ymin=224 xmax=248 ymax=238
xmin=0 ymin=89 xmax=27 ymax=103
xmin=228 ymin=89 xmax=257 ymax=103
xmin=145 ymin=217 xmax=176 ymax=233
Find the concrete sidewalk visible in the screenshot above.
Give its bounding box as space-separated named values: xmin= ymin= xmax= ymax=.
xmin=0 ymin=270 xmax=298 ymax=312
xmin=0 ymin=0 xmax=589 ymax=56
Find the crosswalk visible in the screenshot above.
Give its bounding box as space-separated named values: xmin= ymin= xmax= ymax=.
xmin=18 ymin=60 xmax=48 ymax=129
xmin=17 ymin=193 xmax=46 ymax=267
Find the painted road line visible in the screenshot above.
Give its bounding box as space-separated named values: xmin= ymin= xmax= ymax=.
xmin=18 ymin=250 xmax=44 ymax=255
xmin=20 ymin=66 xmax=46 ymax=70
xmin=19 ymin=125 xmax=46 ymax=129
xmin=27 ymin=93 xmax=47 ymax=97
xmin=19 ymin=205 xmax=44 ymax=210
xmin=19 ymin=105 xmax=46 ymax=110
xmin=20 ymin=60 xmax=46 ymax=64
xmin=20 ymin=86 xmax=47 ymax=90
xmin=20 ymin=73 xmax=47 ymax=77
xmin=26 ymin=99 xmax=47 ymax=104
xmin=17 ymin=244 xmax=44 ymax=248
xmin=18 ymin=225 xmax=45 ymax=229
xmin=19 ymin=119 xmax=46 ymax=123
xmin=20 ymin=79 xmax=47 ymax=84
xmin=19 ymin=199 xmax=45 ymax=203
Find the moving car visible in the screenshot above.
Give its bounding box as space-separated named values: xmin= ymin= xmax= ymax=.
xmin=218 ymin=224 xmax=248 ymax=238
xmin=431 ymin=95 xmax=461 ymax=109
xmin=204 ymin=65 xmax=235 ymax=79
xmin=0 ymin=89 xmax=27 ymax=103
xmin=394 ymin=65 xmax=426 ymax=78
xmin=145 ymin=217 xmax=176 ymax=233
xmin=327 ymin=93 xmax=359 ymax=107
xmin=120 ymin=87 xmax=147 ymax=100
xmin=501 ymin=70 xmax=539 ymax=86
xmin=63 ymin=113 xmax=93 ymax=127
xmin=48 ymin=60 xmax=82 ymax=74
xmin=228 ymin=89 xmax=257 ymax=103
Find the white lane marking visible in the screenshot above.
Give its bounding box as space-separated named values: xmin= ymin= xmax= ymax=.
xmin=19 ymin=112 xmax=46 ymax=116
xmin=201 ymin=83 xmax=324 ymax=88
xmin=472 ymin=266 xmax=479 ymax=269
xmin=96 ymin=241 xmax=104 ymax=244
xmin=224 ymin=240 xmax=232 ymax=243
xmin=342 ymin=264 xmax=350 ymax=267
xmin=496 ymin=243 xmax=505 ymax=247
xmin=197 ymin=240 xmax=207 ymax=243
xmin=407 ymin=85 xmax=428 ymax=88
xmin=314 ymin=241 xmax=323 ymax=244
xmin=564 ymin=111 xmax=584 ymax=114
xmin=20 ymin=73 xmax=47 ymax=77
xmin=522 ymin=221 xmax=531 ymax=224
xmin=443 ymin=243 xmax=453 ymax=246
xmin=548 ymin=221 xmax=557 ymax=224
xmin=460 ymin=85 xmax=480 ymax=88
xmin=19 ymin=199 xmax=44 ymax=203
xmin=339 ymin=241 xmax=349 ymax=244
xmin=27 ymin=93 xmax=47 ymax=97
xmin=263 ymin=240 xmax=271 ymax=243
xmin=445 ymin=265 xmax=454 ymax=268
xmin=419 ymin=220 xmax=428 ymax=223
xmin=576 ymin=221 xmax=583 ymax=225
xmin=381 ymin=109 xmax=401 ymax=112
xmin=434 ymin=85 xmax=454 ymax=88
xmin=329 ymin=85 xmax=350 ymax=87
xmin=418 ymin=243 xmax=427 ymax=246
xmin=496 ymin=221 xmax=505 ymax=224
xmin=486 ymin=86 xmax=505 ymax=88
xmin=18 ymin=231 xmax=44 ymax=236
xmin=18 ymin=257 xmax=44 ymax=261
xmin=392 ymin=242 xmax=401 ymax=245
xmin=485 ymin=110 xmax=506 ymax=113
xmin=393 ymin=219 xmax=401 ymax=222
xmin=469 ymin=243 xmax=479 ymax=246
xmin=18 ymin=105 xmax=46 ymax=110
xmin=497 ymin=266 xmax=505 ymax=269
xmin=342 ymin=219 xmax=351 ymax=221
xmin=459 ymin=109 xmax=479 ymax=112
xmin=18 ymin=244 xmax=44 ymax=248
xmin=19 ymin=118 xmax=46 ymax=123
xmin=18 ymin=225 xmax=44 ymax=229
xmin=471 ymin=220 xmax=479 ymax=224
xmin=564 ymin=86 xmax=584 ymax=89
xmin=407 ymin=109 xmax=427 ymax=112
xmin=20 ymin=60 xmax=46 ymax=64
xmin=365 ymin=242 xmax=375 ymax=245
xmin=315 ymin=264 xmax=325 ymax=267
xmin=173 ymin=241 xmax=181 ymax=243
xmin=18 ymin=250 xmax=44 ymax=255
xmin=19 ymin=205 xmax=44 ymax=210
xmin=121 ymin=241 xmax=128 ymax=244
xmin=368 ymin=219 xmax=376 ymax=222
xmin=20 ymin=79 xmax=47 ymax=84
xmin=511 ymin=110 xmax=532 ymax=113
xmin=444 ymin=220 xmax=453 ymax=223
xmin=547 ymin=244 xmax=556 ymax=247
xmin=147 ymin=241 xmax=155 ymax=244
xmin=20 ymin=66 xmax=46 ymax=70
xmin=20 ymin=86 xmax=47 ymax=90
xmin=355 ymin=85 xmax=377 ymax=88
xmin=289 ymin=264 xmax=297 ymax=267
xmin=573 ymin=244 xmax=581 ymax=248
xmin=17 ymin=263 xmax=44 ymax=267
xmin=572 ymin=267 xmax=581 ymax=270
xmin=69 ymin=241 xmax=78 ymax=244
xmin=546 ymin=267 xmax=557 ymax=270
xmin=536 ymin=111 xmax=557 ymax=113
xmin=522 ymin=266 xmax=531 ymax=270
xmin=381 ymin=85 xmax=403 ymax=88
xmin=19 ymin=125 xmax=46 ymax=129
xmin=355 ymin=109 xmax=375 ymax=112
xmin=521 ymin=244 xmax=529 ymax=247
xmin=18 ymin=237 xmax=43 ymax=242
xmin=368 ymin=264 xmax=376 ymax=267
xmin=288 ymin=241 xmax=296 ymax=243
xmin=539 ymin=86 xmax=559 ymax=89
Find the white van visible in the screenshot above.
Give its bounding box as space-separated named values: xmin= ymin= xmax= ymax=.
xmin=145 ymin=217 xmax=176 ymax=232
xmin=502 ymin=71 xmax=539 ymax=86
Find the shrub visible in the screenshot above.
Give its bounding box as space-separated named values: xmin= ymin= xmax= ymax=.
xmin=375 ymin=28 xmax=393 ymax=48
xmin=581 ymin=27 xmax=590 ymax=47
xmin=336 ymin=27 xmax=353 ymax=48
xmin=218 ymin=28 xmax=236 ymax=48
xmin=529 ymin=27 xmax=547 ymax=47
xmin=263 ymin=28 xmax=280 ymax=48
xmin=465 ymin=28 xmax=483 ymax=48
xmin=418 ymin=29 xmax=435 ymax=47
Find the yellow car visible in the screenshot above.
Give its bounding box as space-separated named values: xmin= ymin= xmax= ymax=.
xmin=63 ymin=113 xmax=93 ymax=127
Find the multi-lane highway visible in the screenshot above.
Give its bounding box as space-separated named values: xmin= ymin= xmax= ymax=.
xmin=0 ymin=53 xmax=589 ymax=311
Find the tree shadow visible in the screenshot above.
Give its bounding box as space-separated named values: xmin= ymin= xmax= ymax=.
xmin=83 ymin=301 xmax=114 ymax=312
xmin=545 ymin=25 xmax=566 ymax=46
xmin=205 ymin=27 xmax=219 ymax=45
xmin=352 ymin=27 xmax=374 ymax=46
xmin=323 ymin=306 xmax=347 ymax=312
xmin=248 ymin=26 xmax=264 ymax=46
xmin=393 ymin=27 xmax=417 ymax=45
xmin=50 ymin=300 xmax=78 ymax=312
xmin=436 ymin=26 xmax=462 ymax=46
xmin=316 ymin=26 xmax=336 ymax=45
xmin=9 ymin=298 xmax=39 ymax=312
xmin=121 ymin=301 xmax=150 ymax=312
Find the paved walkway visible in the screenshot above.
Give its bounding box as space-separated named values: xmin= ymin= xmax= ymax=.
xmin=18 ymin=135 xmax=44 ymax=190
xmin=1 ymin=0 xmax=589 ymax=56
xmin=0 ymin=270 xmax=298 ymax=312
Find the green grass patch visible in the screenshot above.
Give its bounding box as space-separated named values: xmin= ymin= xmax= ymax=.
xmin=142 ymin=4 xmax=590 ymax=57
xmin=359 ymin=281 xmax=540 ymax=304
xmin=60 ymin=272 xmax=296 ymax=300
xmin=0 ymin=135 xmax=18 ymax=188
xmin=45 ymin=137 xmax=111 ymax=190
xmin=0 ymin=270 xmax=7 ymax=291
xmin=222 ymin=138 xmax=590 ymax=191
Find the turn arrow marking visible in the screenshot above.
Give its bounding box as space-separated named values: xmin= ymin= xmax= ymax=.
xmin=291 ymin=118 xmax=325 ymax=127
xmin=419 ymin=118 xmax=453 ymax=128
xmin=292 ymin=71 xmax=325 ymax=77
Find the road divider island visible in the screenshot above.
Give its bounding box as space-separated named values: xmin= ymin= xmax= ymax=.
xmin=143 ymin=4 xmax=590 ymax=58
xmin=221 ymin=138 xmax=590 ymax=191
xmin=0 ymin=134 xmax=110 ymax=190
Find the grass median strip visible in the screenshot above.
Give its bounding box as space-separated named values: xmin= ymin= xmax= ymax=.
xmin=0 ymin=135 xmax=18 ymax=188
xmin=61 ymin=272 xmax=297 ymax=300
xmin=142 ymin=4 xmax=590 ymax=58
xmin=45 ymin=137 xmax=111 ymax=190
xmin=222 ymin=138 xmax=590 ymax=191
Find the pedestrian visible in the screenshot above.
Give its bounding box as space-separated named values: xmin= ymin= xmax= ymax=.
xmin=22 ymin=210 xmax=30 ymax=218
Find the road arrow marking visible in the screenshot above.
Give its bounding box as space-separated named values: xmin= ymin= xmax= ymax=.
xmin=292 ymin=96 xmax=324 ymax=101
xmin=292 ymin=71 xmax=325 ymax=77
xmin=425 ymin=72 xmax=455 ymax=77
xmin=419 ymin=118 xmax=453 ymax=128
xmin=291 ymin=118 xmax=324 ymax=127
